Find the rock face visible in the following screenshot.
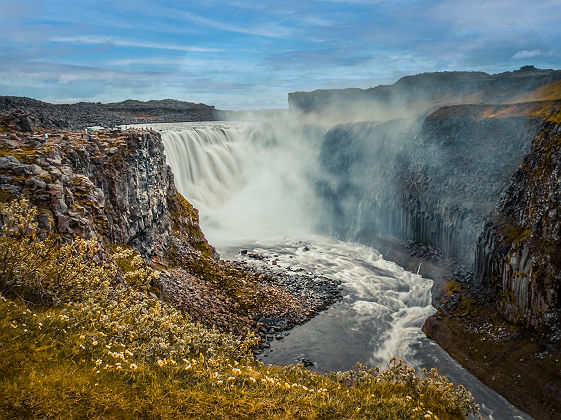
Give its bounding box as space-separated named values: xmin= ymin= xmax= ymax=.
xmin=313 ymin=94 xmax=561 ymax=418
xmin=317 ymin=103 xmax=541 ymax=267
xmin=0 ymin=97 xmax=218 ymax=130
xmin=475 ymin=110 xmax=561 ymax=331
xmin=0 ymin=128 xmax=212 ymax=261
xmin=289 ymin=66 xmax=561 ymax=119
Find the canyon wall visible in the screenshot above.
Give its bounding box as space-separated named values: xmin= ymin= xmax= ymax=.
xmin=475 ymin=109 xmax=561 ymax=331
xmin=312 ymin=77 xmax=561 ymax=333
xmin=316 ymin=104 xmax=540 ymax=267
xmin=0 ymin=128 xmax=214 ymax=261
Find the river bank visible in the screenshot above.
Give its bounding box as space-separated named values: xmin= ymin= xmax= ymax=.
xmin=372 ymin=235 xmax=559 ymax=420
xmin=423 ymin=284 xmax=561 ymax=420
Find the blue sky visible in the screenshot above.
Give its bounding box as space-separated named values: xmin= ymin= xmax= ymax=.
xmin=1 ymin=0 xmax=560 ymax=109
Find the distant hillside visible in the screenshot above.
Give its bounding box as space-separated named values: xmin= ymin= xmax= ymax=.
xmin=513 ymin=79 xmax=561 ymax=102
xmin=289 ymin=66 xmax=561 ymax=119
xmin=0 ymin=97 xmax=218 ymax=130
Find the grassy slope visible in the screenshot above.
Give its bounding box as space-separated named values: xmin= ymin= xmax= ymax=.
xmin=0 ymin=200 xmax=478 ymax=419
xmin=0 ymin=298 xmax=470 ymax=419
xmin=517 ymin=80 xmax=561 ymax=102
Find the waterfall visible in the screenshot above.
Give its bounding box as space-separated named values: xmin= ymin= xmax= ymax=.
xmin=161 ymin=124 xmax=246 ymax=209
xmin=160 ymin=121 xmax=326 ymax=245
xmin=155 ymin=120 xmax=530 ymax=419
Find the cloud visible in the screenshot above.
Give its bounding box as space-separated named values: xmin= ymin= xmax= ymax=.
xmin=0 ymin=60 xmax=169 ymax=84
xmin=263 ymin=47 xmax=372 ymax=70
xmin=108 ymin=57 xmax=255 ymax=72
xmin=178 ymin=11 xmax=298 ymax=39
xmin=2 ymin=0 xmax=561 ymax=109
xmin=50 ymin=35 xmax=222 ymax=53
xmin=513 ymin=49 xmax=542 ymax=59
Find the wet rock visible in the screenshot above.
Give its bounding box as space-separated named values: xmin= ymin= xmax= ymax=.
xmin=248 ymin=252 xmax=265 ymax=260
xmin=301 ymin=358 xmax=314 ymax=367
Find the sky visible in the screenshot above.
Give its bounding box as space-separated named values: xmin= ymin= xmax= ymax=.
xmin=1 ymin=0 xmax=561 ymax=110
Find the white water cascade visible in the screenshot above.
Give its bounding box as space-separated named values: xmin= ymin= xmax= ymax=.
xmin=156 ymin=121 xmax=530 ymax=420
xmin=161 ymin=121 xmax=322 ymax=244
xmin=161 ymin=124 xmax=245 ymax=208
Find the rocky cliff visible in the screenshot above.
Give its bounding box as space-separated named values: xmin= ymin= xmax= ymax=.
xmin=0 ymin=97 xmax=218 ymax=130
xmin=0 ymin=126 xmax=210 ymax=261
xmin=317 ymin=102 xmax=542 ymax=267
xmin=290 ymin=66 xmax=561 ymax=120
xmin=475 ymin=106 xmax=561 ymax=332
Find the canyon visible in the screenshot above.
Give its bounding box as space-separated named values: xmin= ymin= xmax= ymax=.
xmin=1 ymin=66 xmax=561 ymax=419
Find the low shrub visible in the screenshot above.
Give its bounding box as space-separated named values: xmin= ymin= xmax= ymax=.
xmin=0 ymin=199 xmax=479 ymax=419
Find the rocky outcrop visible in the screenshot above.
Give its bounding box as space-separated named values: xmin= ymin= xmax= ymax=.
xmin=0 ymin=97 xmax=218 ymax=130
xmin=475 ymin=107 xmax=561 ymax=332
xmin=0 ymin=127 xmax=210 ymax=261
xmin=289 ymin=66 xmax=561 ymax=119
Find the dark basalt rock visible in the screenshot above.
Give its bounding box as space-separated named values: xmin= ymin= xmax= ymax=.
xmin=475 ymin=116 xmax=561 ymax=332
xmin=0 ymin=96 xmax=218 ymax=130
xmin=316 ymin=103 xmax=541 ymax=267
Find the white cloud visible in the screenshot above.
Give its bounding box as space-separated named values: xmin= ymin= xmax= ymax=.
xmin=512 ymin=49 xmax=542 ymax=59
xmin=49 ymin=35 xmax=221 ymax=53
xmin=179 ymin=11 xmax=298 ymax=39
xmin=108 ymin=57 xmax=255 ymax=72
